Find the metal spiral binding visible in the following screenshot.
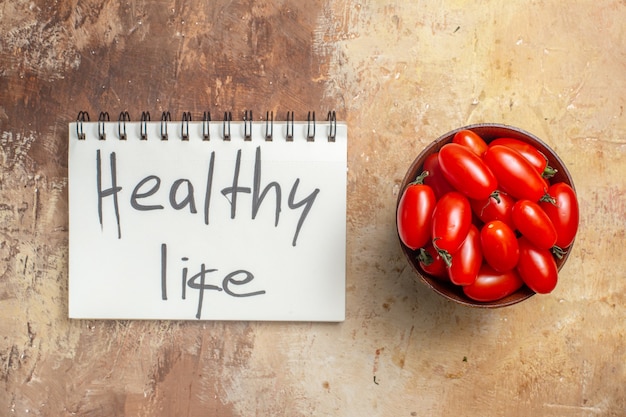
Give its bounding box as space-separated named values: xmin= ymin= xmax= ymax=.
xmin=327 ymin=110 xmax=336 ymax=142
xmin=306 ymin=111 xmax=315 ymax=142
xmin=243 ymin=110 xmax=253 ymax=141
xmin=223 ymin=111 xmax=232 ymax=141
xmin=76 ymin=111 xmax=90 ymax=140
xmin=160 ymin=111 xmax=171 ymax=140
xmin=118 ymin=111 xmax=130 ymax=140
xmin=202 ymin=111 xmax=211 ymax=141
xmin=181 ymin=112 xmax=191 ymax=141
xmin=75 ymin=110 xmax=337 ymax=142
xmin=140 ymin=111 xmax=150 ymax=140
xmin=265 ymin=111 xmax=273 ymax=141
xmin=286 ymin=111 xmax=294 ymax=142
xmin=98 ymin=112 xmax=110 ymax=140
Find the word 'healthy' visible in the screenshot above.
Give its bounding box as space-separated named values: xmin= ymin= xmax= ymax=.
xmin=95 ymin=146 xmax=320 ymax=246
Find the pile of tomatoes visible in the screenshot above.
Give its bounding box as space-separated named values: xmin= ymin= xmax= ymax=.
xmin=397 ymin=130 xmax=579 ymax=302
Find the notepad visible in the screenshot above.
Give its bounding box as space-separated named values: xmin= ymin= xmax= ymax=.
xmin=68 ymin=112 xmax=346 ymax=321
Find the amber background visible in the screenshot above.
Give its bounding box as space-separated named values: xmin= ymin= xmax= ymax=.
xmin=1 ymin=1 xmax=625 ymax=416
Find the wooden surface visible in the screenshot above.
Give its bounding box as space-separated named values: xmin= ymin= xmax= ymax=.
xmin=1 ymin=1 xmax=625 ymax=416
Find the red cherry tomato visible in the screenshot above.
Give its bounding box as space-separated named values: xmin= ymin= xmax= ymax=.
xmin=470 ymin=192 xmax=516 ymax=230
xmin=511 ymin=199 xmax=558 ymax=250
xmin=438 ymin=143 xmax=498 ymax=200
xmin=489 ymin=138 xmax=557 ymax=178
xmin=431 ymin=191 xmax=472 ymax=259
xmin=397 ymin=172 xmax=436 ymax=250
xmin=483 ymin=145 xmax=550 ymax=202
xmin=517 ymin=237 xmax=558 ymax=294
xmin=480 ymin=220 xmax=519 ymax=272
xmin=448 ymin=224 xmax=482 ymax=286
xmin=418 ymin=244 xmax=449 ymax=280
xmin=539 ymin=182 xmax=579 ymax=248
xmin=452 ymin=129 xmax=488 ymax=157
xmin=422 ymin=153 xmax=456 ymax=200
xmin=462 ymin=263 xmax=524 ymax=302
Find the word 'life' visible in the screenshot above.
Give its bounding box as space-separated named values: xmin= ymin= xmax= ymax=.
xmin=160 ymin=243 xmax=266 ymax=319
xmin=95 ymin=146 xmax=320 ymax=246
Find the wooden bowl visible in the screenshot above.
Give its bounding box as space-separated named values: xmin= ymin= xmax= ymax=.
xmin=397 ymin=123 xmax=576 ymax=307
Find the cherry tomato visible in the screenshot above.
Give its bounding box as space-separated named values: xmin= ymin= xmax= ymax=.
xmin=470 ymin=192 xmax=516 ymax=230
xmin=480 ymin=220 xmax=519 ymax=272
xmin=517 ymin=237 xmax=558 ymax=294
xmin=483 ymin=145 xmax=550 ymax=202
xmin=431 ymin=191 xmax=472 ymax=260
xmin=397 ymin=172 xmax=436 ymax=250
xmin=539 ymin=182 xmax=579 ymax=248
xmin=448 ymin=224 xmax=482 ymax=286
xmin=452 ymin=129 xmax=488 ymax=157
xmin=511 ymin=199 xmax=557 ymax=250
xmin=438 ymin=143 xmax=498 ymax=200
xmin=462 ymin=263 xmax=524 ymax=302
xmin=422 ymin=153 xmax=456 ymax=200
xmin=418 ymin=244 xmax=448 ymax=280
xmin=489 ymin=138 xmax=557 ymax=178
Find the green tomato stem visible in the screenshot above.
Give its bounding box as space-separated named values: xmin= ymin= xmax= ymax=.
xmin=417 ymin=248 xmax=434 ymax=266
xmin=432 ymin=238 xmax=453 ymax=268
xmin=540 ymin=192 xmax=557 ymax=205
xmin=552 ymin=245 xmax=567 ymax=259
xmin=542 ymin=165 xmax=558 ymax=179
xmin=411 ymin=170 xmax=430 ymax=185
xmin=489 ymin=190 xmax=501 ymax=204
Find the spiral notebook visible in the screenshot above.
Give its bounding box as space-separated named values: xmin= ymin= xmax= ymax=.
xmin=68 ymin=111 xmax=347 ymax=321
